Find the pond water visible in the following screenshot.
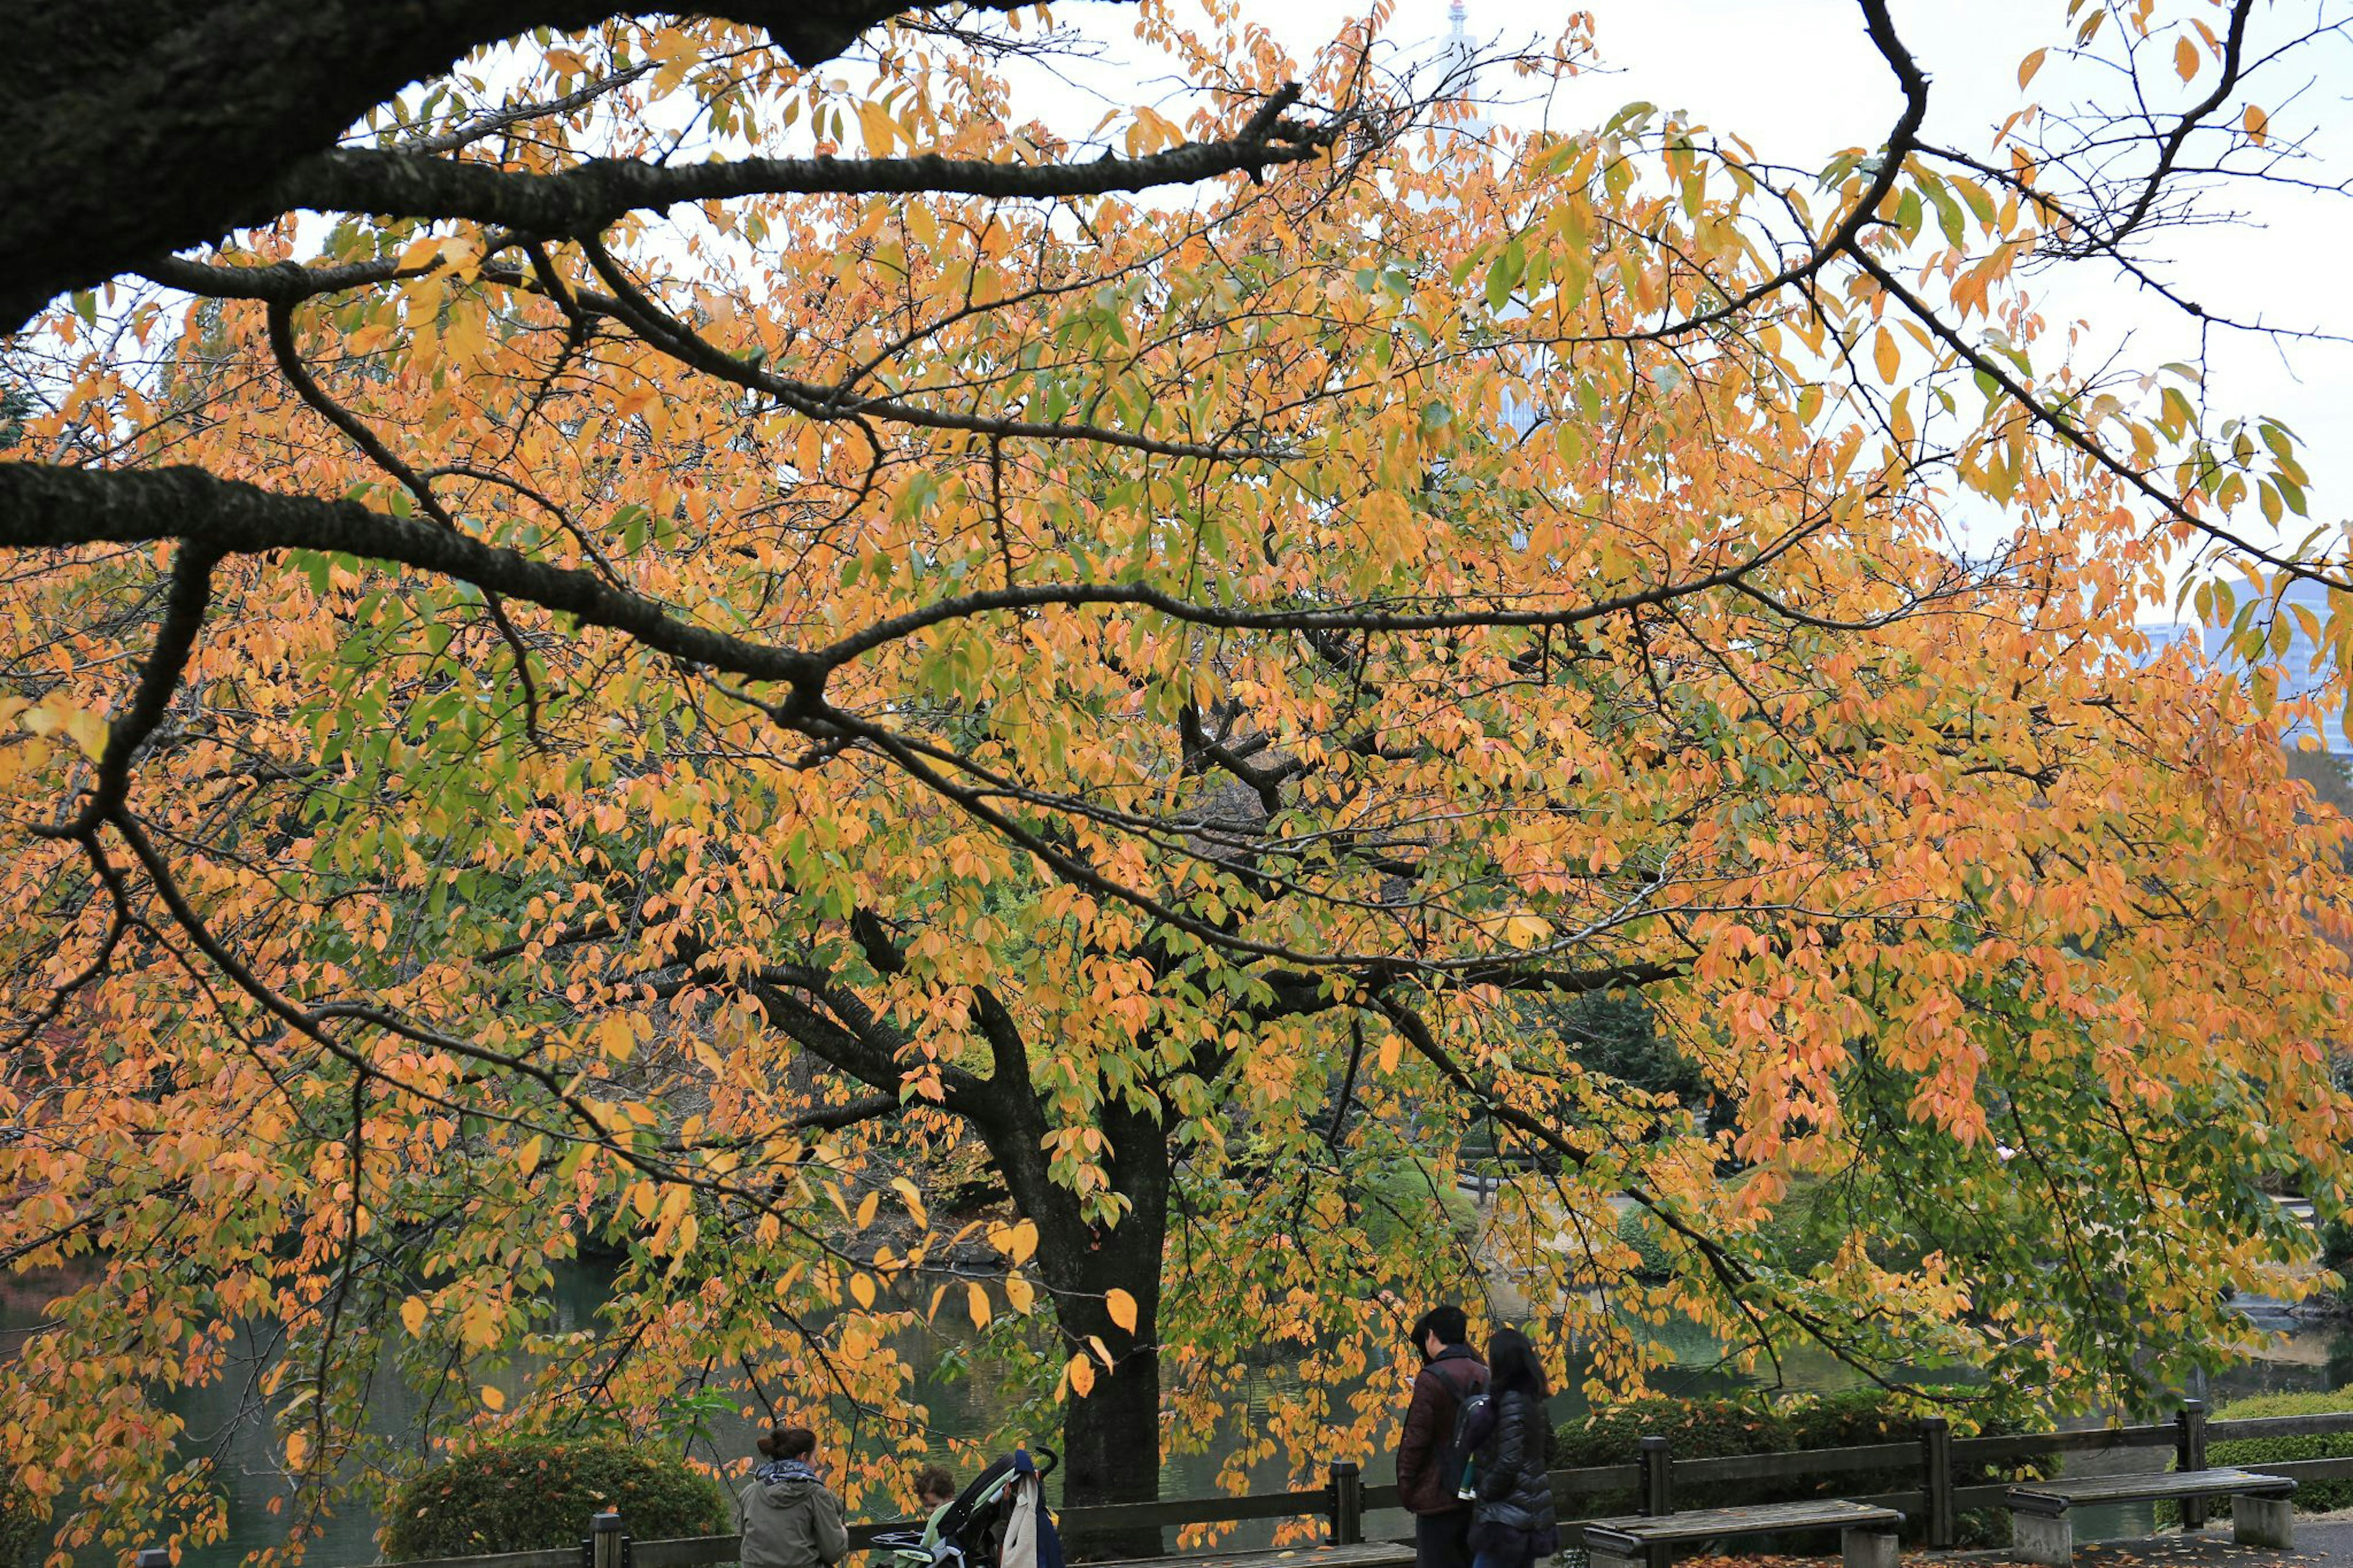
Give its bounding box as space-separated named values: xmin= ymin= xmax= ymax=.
xmin=6 ymin=1261 xmax=2349 ymax=1568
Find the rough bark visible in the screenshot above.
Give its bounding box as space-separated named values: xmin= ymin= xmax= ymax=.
xmin=0 ymin=0 xmax=1031 ymax=328
xmin=960 ymin=992 xmax=1170 ymax=1536
xmin=1039 ymin=1103 xmax=1170 ymax=1556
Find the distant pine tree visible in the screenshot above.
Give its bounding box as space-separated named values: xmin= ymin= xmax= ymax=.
xmin=0 ymin=381 xmax=28 ymax=450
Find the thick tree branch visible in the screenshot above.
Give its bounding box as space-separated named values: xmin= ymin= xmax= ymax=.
xmin=0 ymin=462 xmax=825 ymax=689
xmin=257 ymin=85 xmax=1328 ymax=237
xmin=35 ymin=547 xmax=219 ymax=840
xmin=0 ymin=0 xmax=1050 ymax=328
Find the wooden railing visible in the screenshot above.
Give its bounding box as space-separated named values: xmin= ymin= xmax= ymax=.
xmin=305 ymin=1403 xmax=2353 ymax=1568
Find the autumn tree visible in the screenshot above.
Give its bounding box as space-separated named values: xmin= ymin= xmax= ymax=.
xmin=5 ymin=0 xmax=2353 ymax=1562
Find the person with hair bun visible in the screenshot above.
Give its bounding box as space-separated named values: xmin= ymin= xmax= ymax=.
xmin=738 ymin=1426 xmax=849 ymax=1568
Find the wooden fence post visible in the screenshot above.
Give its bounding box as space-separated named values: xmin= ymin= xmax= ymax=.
xmin=586 ymin=1512 xmax=628 ymax=1568
xmin=1639 ymin=1436 xmax=1673 ymax=1568
xmin=1327 ymin=1460 xmax=1364 ymax=1545
xmin=1919 ymin=1417 xmax=1954 ymax=1549
xmin=2178 ymin=1400 xmax=2209 ymax=1530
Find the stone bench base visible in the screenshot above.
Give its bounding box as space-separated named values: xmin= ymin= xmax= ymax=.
xmin=1587 ymin=1523 xmax=1898 ymax=1568
xmin=2012 ymin=1494 xmax=2295 ymax=1567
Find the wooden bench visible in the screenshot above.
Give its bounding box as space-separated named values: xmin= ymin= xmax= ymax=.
xmin=2004 ymin=1467 xmax=2295 ymax=1566
xmin=1584 ymin=1499 xmax=1904 ymax=1568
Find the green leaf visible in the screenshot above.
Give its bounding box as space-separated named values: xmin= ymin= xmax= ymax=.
xmin=1485 ymin=235 xmax=1525 ymax=314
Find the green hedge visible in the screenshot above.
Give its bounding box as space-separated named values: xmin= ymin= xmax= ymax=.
xmin=382 ymin=1439 xmax=730 ymax=1561
xmin=2159 ymin=1386 xmax=2353 ymax=1520
xmin=0 ymin=1477 xmax=39 ymax=1568
xmin=1613 ymin=1213 xmax=1672 ymax=1281
xmin=1558 ymin=1390 xmax=2050 ymax=1544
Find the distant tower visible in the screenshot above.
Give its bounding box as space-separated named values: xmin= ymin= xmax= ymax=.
xmin=1438 ymin=0 xmax=1485 ymax=135
xmin=1445 ymin=0 xmax=1474 ymax=86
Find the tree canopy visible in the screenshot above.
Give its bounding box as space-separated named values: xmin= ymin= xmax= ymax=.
xmin=4 ymin=0 xmax=2352 ymax=1562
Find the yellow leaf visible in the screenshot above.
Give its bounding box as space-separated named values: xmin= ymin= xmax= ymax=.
xmin=480 ymin=1384 xmax=506 ymax=1411
xmin=1873 ymin=325 xmax=1900 ymax=384
xmin=517 ymin=1135 xmax=545 ymax=1178
xmin=849 ymin=1271 xmax=876 ymax=1309
xmin=284 ymin=1430 xmax=310 ymax=1469
xmin=1005 ymin=1218 xmax=1037 ymax=1265
xmin=2017 ymin=48 xmax=2047 ymax=89
xmin=2174 ymin=34 xmax=2199 ymax=81
xmin=64 ymin=708 xmax=107 ymax=762
xmin=546 ymin=48 xmax=589 ymax=75
xmin=630 ymin=1181 xmax=658 ymax=1220
xmin=855 ymin=1189 xmax=880 ymax=1229
xmin=1377 ymin=1032 xmax=1403 ymax=1075
xmin=1087 ymin=1334 xmax=1113 ymax=1366
xmin=890 ymin=1176 xmax=927 ymax=1228
xmin=2245 ymin=104 xmax=2269 ymax=146
xmin=967 ymin=1281 xmax=993 ymax=1329
xmin=1004 ymin=1272 xmax=1035 ymax=1314
xmin=1067 ymin=1352 xmax=1096 ymax=1398
xmin=23 ymin=700 xmax=107 ymax=761
xmin=400 ymin=1297 xmax=428 ymax=1336
xmin=1502 ymin=914 xmax=1551 ymax=948
xmin=857 ymin=100 xmax=897 ymax=155
xmin=597 ymin=1013 xmax=635 ymax=1062
xmin=1105 ymin=1287 xmax=1138 ymax=1333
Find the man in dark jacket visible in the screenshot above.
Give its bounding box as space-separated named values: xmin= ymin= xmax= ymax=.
xmin=1395 ymin=1306 xmax=1488 ymax=1568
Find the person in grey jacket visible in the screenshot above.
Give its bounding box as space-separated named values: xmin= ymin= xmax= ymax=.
xmin=738 ymin=1427 xmax=850 ymax=1568
xmin=1458 ymin=1329 xmax=1558 ymax=1568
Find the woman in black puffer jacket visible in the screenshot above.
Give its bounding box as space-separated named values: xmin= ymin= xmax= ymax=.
xmin=1461 ymin=1328 xmax=1558 ymax=1568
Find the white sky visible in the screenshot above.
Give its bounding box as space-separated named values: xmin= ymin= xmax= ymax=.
xmin=1037 ymin=0 xmax=2353 ymax=604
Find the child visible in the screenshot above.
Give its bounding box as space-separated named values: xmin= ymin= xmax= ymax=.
xmin=915 ymin=1465 xmax=957 ymax=1543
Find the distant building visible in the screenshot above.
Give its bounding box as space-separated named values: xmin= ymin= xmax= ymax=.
xmin=2137 ymin=574 xmax=2346 ymax=754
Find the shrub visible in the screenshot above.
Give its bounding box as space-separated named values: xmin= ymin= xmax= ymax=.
xmin=2319 ymin=1223 xmax=2353 ymax=1310
xmin=1357 ymin=1156 xmax=1478 ymax=1248
xmin=0 ymin=1476 xmax=40 ymax=1568
xmin=1556 ymin=1390 xmax=2049 ymax=1545
xmin=1613 ymin=1213 xmax=1672 ymax=1281
xmin=2157 ymin=1386 xmax=2353 ymax=1519
xmin=381 ymin=1439 xmax=731 ymax=1561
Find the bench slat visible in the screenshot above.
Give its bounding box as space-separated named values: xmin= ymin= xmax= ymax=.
xmin=2007 ymin=1468 xmax=2294 ymax=1515
xmin=1584 ymin=1499 xmax=1903 ymax=1550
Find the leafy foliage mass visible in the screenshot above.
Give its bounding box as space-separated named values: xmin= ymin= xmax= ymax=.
xmin=1 ymin=0 xmax=2352 ymax=1559
xmin=381 ymin=1441 xmax=730 ymax=1561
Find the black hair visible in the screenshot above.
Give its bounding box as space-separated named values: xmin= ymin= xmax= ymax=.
xmin=1412 ymin=1304 xmax=1469 ymax=1349
xmin=1486 ymin=1327 xmax=1547 ymax=1399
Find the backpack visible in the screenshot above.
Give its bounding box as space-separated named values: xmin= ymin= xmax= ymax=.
xmin=1441 ymin=1388 xmax=1493 ymax=1498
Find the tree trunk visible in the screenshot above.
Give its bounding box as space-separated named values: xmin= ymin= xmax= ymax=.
xmin=1056 ymin=1280 xmax=1163 ymax=1557
xmin=1042 ymin=1104 xmax=1170 ymax=1559
xmin=958 ymin=998 xmax=1177 ymax=1558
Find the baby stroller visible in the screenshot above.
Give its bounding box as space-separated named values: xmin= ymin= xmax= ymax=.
xmin=872 ymin=1447 xmax=1060 ymax=1568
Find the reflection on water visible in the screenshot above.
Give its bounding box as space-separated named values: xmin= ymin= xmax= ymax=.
xmin=7 ymin=1262 xmax=2351 ymax=1568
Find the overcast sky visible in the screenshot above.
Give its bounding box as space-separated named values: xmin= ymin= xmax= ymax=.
xmin=1034 ymin=0 xmax=2353 ymax=603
